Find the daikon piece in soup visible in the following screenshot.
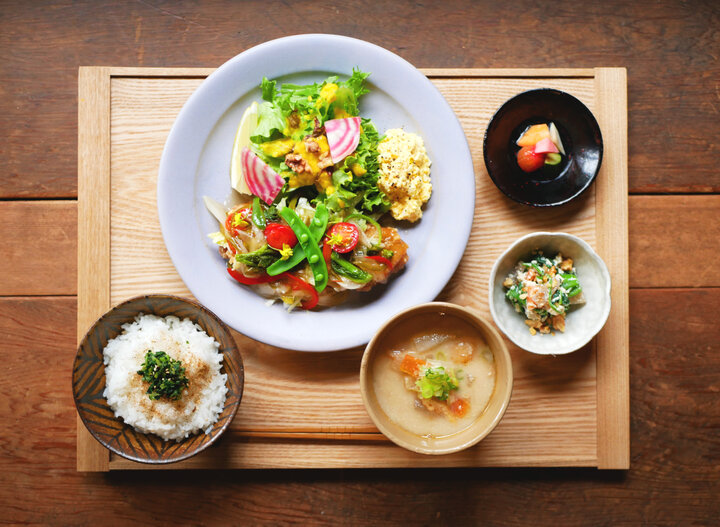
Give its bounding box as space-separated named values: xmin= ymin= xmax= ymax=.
xmin=371 ymin=313 xmax=496 ymax=438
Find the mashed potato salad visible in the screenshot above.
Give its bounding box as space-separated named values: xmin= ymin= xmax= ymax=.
xmin=205 ymin=70 xmax=432 ymax=310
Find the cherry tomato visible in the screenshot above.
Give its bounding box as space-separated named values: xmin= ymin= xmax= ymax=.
xmin=265 ymin=223 xmax=297 ymax=250
xmin=227 ymin=267 xmax=280 ymax=285
xmin=225 ymin=207 xmax=252 ymax=236
xmin=325 ymin=222 xmax=359 ymax=253
xmin=281 ymin=272 xmax=319 ymax=310
xmin=516 ymin=146 xmax=545 ymax=173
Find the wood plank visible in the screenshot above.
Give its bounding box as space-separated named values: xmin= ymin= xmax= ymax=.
xmin=629 ymin=195 xmax=720 ymax=288
xmin=0 ymin=201 xmax=76 ymax=296
xmin=594 ymin=68 xmax=630 ymax=469
xmin=2 ymin=290 xmax=718 ymax=524
xmin=2 ymin=1 xmax=718 ymax=198
xmin=421 ymin=68 xmax=596 ymax=77
xmin=76 ymin=66 xmax=110 ymax=472
xmin=108 ymin=67 xmax=215 ymax=77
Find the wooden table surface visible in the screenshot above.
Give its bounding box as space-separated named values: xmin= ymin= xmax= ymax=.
xmin=1 ymin=0 xmax=718 ymax=524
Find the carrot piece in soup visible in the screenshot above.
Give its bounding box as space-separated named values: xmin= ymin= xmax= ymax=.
xmin=399 ymin=354 xmax=426 ymax=377
xmin=450 ymin=398 xmax=470 ymax=418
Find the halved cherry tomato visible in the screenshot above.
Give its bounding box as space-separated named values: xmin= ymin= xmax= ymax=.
xmin=265 ymin=223 xmax=297 ymax=250
xmin=227 ymin=267 xmax=280 ymax=285
xmin=324 ymin=222 xmax=359 ymax=253
xmin=516 ymin=146 xmax=545 ymax=173
xmin=281 ymin=272 xmax=319 ymax=310
xmin=225 ymin=207 xmax=252 ymax=236
xmin=365 ymin=255 xmax=393 ymax=271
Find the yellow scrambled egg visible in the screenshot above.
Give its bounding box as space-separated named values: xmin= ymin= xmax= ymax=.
xmin=377 ymin=129 xmax=432 ymax=222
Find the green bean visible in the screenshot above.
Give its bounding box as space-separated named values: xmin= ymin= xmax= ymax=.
xmin=251 ymin=197 xmax=266 ymax=229
xmin=277 ymin=206 xmax=328 ymax=292
xmin=330 ymin=253 xmax=372 ymax=284
xmin=266 ymin=204 xmax=328 ymax=277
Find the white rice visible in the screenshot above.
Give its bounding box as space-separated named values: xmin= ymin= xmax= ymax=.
xmin=102 ymin=314 xmax=228 ymax=441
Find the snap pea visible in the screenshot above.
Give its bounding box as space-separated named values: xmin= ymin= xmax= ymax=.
xmin=251 ymin=197 xmax=266 ymax=229
xmin=276 ymin=206 xmax=328 ymax=292
xmin=331 ymin=253 xmax=372 ymax=284
xmin=266 ymin=204 xmax=328 ymax=276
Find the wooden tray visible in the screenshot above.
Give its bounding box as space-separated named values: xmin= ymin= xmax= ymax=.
xmin=77 ymin=67 xmax=628 ymax=471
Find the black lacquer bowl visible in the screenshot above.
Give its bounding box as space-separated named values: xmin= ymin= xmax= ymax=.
xmin=483 ymin=89 xmax=603 ymax=207
xmin=72 ymin=295 xmax=244 ymax=464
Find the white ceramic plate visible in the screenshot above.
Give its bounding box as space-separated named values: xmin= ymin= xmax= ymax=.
xmin=488 ymin=232 xmax=611 ymax=355
xmin=158 ymin=34 xmax=474 ymax=351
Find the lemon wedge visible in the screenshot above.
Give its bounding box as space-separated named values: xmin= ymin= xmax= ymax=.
xmin=230 ymin=102 xmax=259 ymax=194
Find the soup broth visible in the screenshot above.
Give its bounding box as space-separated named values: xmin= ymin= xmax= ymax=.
xmin=371 ymin=312 xmax=496 ymax=438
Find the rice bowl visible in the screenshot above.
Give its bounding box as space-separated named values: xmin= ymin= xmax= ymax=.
xmin=102 ymin=314 xmax=228 ymax=441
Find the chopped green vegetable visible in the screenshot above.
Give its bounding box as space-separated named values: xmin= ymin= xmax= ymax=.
xmin=505 ymin=283 xmax=527 ymax=308
xmin=330 ymin=253 xmax=372 ymax=284
xmin=264 ymin=205 xmax=280 ymax=223
xmin=416 ymin=367 xmax=458 ymax=401
xmin=136 ymin=350 xmax=189 ymax=401
xmin=381 ymin=249 xmax=394 ymax=260
xmin=235 ymin=244 xmax=281 ymax=269
xmin=251 ymin=197 xmax=266 ymax=229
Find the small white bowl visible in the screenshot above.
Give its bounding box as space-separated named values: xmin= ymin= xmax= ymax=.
xmin=488 ymin=232 xmax=611 ymax=355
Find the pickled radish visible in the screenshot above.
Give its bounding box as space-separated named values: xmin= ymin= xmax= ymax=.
xmin=549 ymin=122 xmax=566 ymax=155
xmin=240 ymin=147 xmax=284 ymax=205
xmin=534 ymin=137 xmax=559 ymax=154
xmin=325 ymin=117 xmax=361 ymax=163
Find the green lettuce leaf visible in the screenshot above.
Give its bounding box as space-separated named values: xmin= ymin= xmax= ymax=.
xmin=250 ymin=101 xmax=286 ymax=143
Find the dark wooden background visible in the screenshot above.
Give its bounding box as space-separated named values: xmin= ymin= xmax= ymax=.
xmin=1 ymin=0 xmax=719 ymax=524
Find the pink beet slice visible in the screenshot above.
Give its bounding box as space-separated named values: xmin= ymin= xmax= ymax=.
xmin=325 ymin=117 xmax=361 ymax=163
xmin=534 ymin=137 xmax=559 ymax=154
xmin=240 ymin=147 xmax=284 ymax=205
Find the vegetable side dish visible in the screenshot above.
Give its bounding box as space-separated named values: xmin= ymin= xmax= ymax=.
xmin=371 ymin=314 xmax=496 ymax=437
xmin=205 ymin=70 xmax=432 ymax=310
xmin=515 ymin=122 xmax=565 ymax=173
xmin=503 ymin=252 xmax=584 ymax=335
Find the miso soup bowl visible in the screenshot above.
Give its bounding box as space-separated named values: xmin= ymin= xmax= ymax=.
xmin=359 ymin=302 xmax=513 ymax=455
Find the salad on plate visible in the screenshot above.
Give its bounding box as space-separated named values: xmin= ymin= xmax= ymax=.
xmin=204 ymin=70 xmax=432 ymax=310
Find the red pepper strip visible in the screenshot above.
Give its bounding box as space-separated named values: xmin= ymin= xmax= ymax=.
xmin=280 ymin=272 xmax=319 ymax=310
xmin=322 ymin=242 xmax=332 ymax=271
xmin=227 ymin=267 xmax=281 ymax=285
xmin=225 ymin=238 xmax=238 ymax=255
xmin=365 ymin=255 xmax=393 ymax=271
xmin=227 ymin=267 xmax=318 ymax=309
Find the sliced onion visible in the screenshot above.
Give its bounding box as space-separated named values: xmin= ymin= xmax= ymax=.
xmin=325 ymin=117 xmax=361 ymax=163
xmin=241 ymin=147 xmax=284 ymax=205
xmin=203 ymin=196 xmax=228 ymax=226
xmin=329 ymin=272 xmax=368 ymax=290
